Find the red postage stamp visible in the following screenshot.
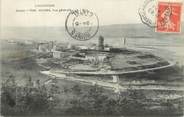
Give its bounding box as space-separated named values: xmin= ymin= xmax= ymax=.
xmin=156 ymin=2 xmax=182 ymax=33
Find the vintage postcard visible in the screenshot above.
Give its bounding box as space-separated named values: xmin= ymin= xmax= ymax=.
xmin=0 ymin=0 xmax=184 ymax=116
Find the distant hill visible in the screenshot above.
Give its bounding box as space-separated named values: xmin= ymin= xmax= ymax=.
xmin=1 ymin=23 xmax=184 ymax=42
xmin=98 ymin=23 xmax=184 ymax=39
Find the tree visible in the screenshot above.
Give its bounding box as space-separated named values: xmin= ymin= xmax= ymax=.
xmin=83 ymin=85 xmax=108 ymax=114
xmin=5 ymin=74 xmax=16 ymax=87
xmin=1 ymin=81 xmax=55 ymax=116
xmin=26 ymin=75 xmax=33 ymax=88
xmin=71 ymin=84 xmax=82 ymax=96
xmin=66 ymin=99 xmax=86 ymax=115
xmin=103 ymin=98 xmax=118 ymax=115
xmin=15 ymin=86 xmax=52 ymax=115
xmin=116 ymin=90 xmax=146 ymax=115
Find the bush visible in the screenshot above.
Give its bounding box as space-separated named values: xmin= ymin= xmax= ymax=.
xmin=1 ymin=79 xmax=56 ymax=116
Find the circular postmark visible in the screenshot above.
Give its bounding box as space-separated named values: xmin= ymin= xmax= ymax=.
xmin=139 ymin=0 xmax=157 ymax=28
xmin=65 ymin=9 xmax=99 ymax=41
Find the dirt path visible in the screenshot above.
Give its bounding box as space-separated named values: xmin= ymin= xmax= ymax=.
xmin=41 ymin=71 xmax=184 ymax=92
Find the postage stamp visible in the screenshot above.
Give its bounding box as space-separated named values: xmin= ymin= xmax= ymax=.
xmin=65 ymin=9 xmax=99 ymax=41
xmin=156 ymin=2 xmax=182 ymax=33
xmin=139 ymin=0 xmax=157 ymax=28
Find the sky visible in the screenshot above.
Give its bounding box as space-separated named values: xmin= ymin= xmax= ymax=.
xmin=1 ymin=0 xmax=184 ymax=27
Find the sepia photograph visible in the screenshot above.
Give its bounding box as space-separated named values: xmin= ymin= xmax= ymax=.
xmin=1 ymin=0 xmax=184 ymax=116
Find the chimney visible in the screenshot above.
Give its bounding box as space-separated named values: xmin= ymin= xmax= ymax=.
xmin=98 ymin=36 xmax=104 ymax=51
